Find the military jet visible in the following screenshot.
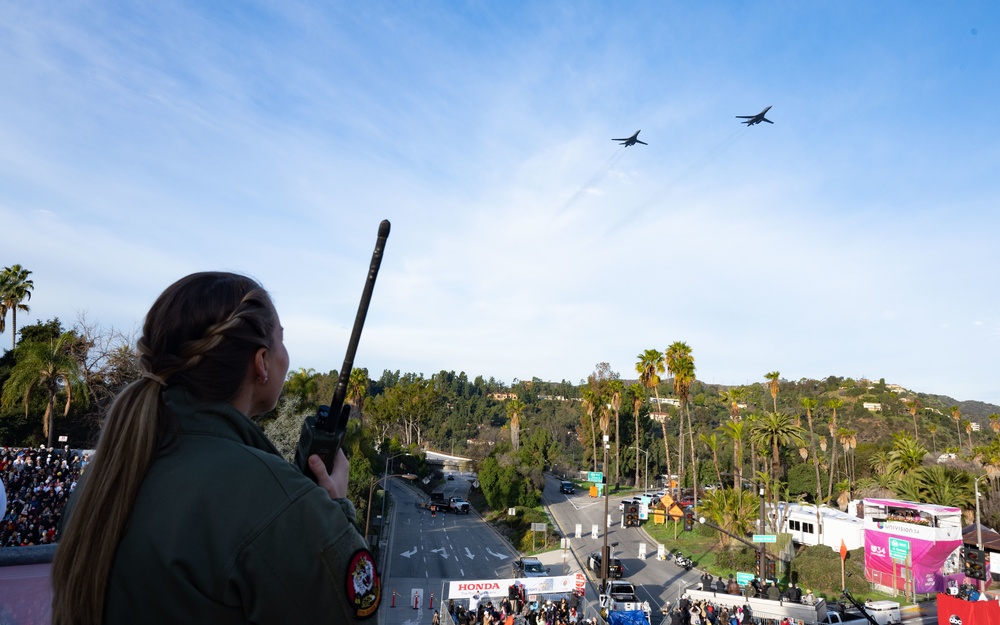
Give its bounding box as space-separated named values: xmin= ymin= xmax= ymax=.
xmin=736 ymin=106 xmax=773 ymax=126
xmin=613 ymin=130 xmax=647 ymax=147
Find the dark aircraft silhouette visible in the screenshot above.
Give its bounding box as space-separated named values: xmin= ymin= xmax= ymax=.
xmin=613 ymin=130 xmax=647 ymax=146
xmin=736 ymin=106 xmax=773 ymax=126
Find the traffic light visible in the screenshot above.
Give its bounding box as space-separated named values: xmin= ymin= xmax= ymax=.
xmin=625 ymin=505 xmax=639 ymax=527
xmin=766 ymin=558 xmax=777 ymax=580
xmin=755 ymin=559 xmax=762 ymax=579
xmin=963 ymin=546 xmax=989 ymax=581
xmin=683 ymin=509 xmax=695 ymax=532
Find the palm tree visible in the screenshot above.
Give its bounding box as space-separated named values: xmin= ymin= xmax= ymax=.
xmin=581 ymin=389 xmax=599 ymax=470
xmin=907 ymin=399 xmax=922 ymax=441
xmin=990 ymin=414 xmax=1000 ymax=439
xmin=628 ymin=383 xmax=645 ymax=486
xmin=697 ymin=488 xmax=759 ymax=549
xmin=749 ymin=411 xmax=804 ymax=491
xmin=0 ymin=264 xmax=34 ymax=350
xmin=927 ymin=423 xmax=938 ymax=454
xmin=800 ymin=398 xmax=822 ymax=505
xmin=347 ymin=367 xmax=369 ymax=428
xmin=284 ymin=367 xmax=319 ymax=406
xmin=951 ymin=406 xmax=962 ymax=448
xmin=636 ymin=349 xmax=672 ymax=488
xmin=1 ymin=332 xmax=87 ymax=447
xmin=505 ymin=398 xmax=526 ymax=450
xmin=764 ymin=371 xmax=781 ymax=412
xmin=718 ymin=420 xmax=746 ymax=492
xmin=666 ymin=341 xmax=693 ymax=495
xmin=824 ymin=398 xmax=844 ymax=501
xmin=886 ymin=433 xmax=928 ymax=476
xmin=963 ymin=420 xmax=975 ymax=451
xmin=700 ymin=432 xmax=724 ymax=488
xmin=609 ymin=379 xmax=624 ymax=486
xmin=838 ymin=427 xmax=858 ymax=492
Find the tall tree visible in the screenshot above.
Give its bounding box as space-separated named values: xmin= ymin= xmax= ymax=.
xmin=665 ymin=341 xmax=693 ymax=493
xmin=718 ymin=419 xmax=746 ymax=493
xmin=609 ymin=379 xmax=624 ymax=486
xmin=720 ymin=387 xmax=746 ymax=491
xmin=0 ymin=264 xmax=35 ymax=350
xmin=505 ymin=398 xmax=526 ymax=451
xmin=749 ymin=411 xmax=804 ymax=499
xmin=800 ymin=398 xmax=822 ymax=504
xmin=951 ymin=406 xmax=962 ymax=449
xmin=581 ymin=389 xmax=600 ymax=471
xmin=628 ymin=383 xmax=645 ymax=487
xmin=764 ymin=371 xmax=781 ymax=413
xmin=699 ymin=432 xmax=724 ymax=488
xmin=2 ymin=331 xmax=87 ymax=447
xmin=907 ymin=398 xmax=922 ymax=441
xmin=347 ymin=367 xmax=369 ymax=428
xmin=927 ymin=423 xmax=938 ymax=454
xmin=824 ymin=398 xmax=844 ymax=501
xmin=636 ymin=349 xmax=672 ymax=489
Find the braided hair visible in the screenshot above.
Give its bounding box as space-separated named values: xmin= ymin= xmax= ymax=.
xmin=51 ymin=272 xmax=277 ymax=625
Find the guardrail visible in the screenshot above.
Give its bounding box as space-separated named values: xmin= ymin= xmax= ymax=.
xmin=0 ymin=545 xmax=56 ymax=625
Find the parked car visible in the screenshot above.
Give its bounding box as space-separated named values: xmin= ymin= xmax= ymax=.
xmin=560 ymin=481 xmax=575 ymax=494
xmin=587 ymin=551 xmax=623 ymax=579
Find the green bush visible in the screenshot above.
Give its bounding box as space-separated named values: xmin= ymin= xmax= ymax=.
xmin=789 ymin=545 xmax=867 ymax=602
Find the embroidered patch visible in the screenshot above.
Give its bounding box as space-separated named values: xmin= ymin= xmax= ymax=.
xmin=346 ymin=548 xmax=381 ymax=619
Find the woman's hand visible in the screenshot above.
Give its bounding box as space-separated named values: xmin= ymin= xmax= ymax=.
xmin=309 ymin=449 xmax=349 ymax=499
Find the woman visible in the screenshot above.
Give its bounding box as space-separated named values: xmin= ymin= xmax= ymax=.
xmin=51 ymin=272 xmax=377 ymax=624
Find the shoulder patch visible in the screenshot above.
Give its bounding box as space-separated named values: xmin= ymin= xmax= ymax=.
xmin=346 ymin=548 xmax=381 ymax=619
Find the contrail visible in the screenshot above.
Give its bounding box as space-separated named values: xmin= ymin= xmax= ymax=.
xmin=604 ymin=127 xmax=749 ymax=236
xmin=551 ymin=149 xmax=627 ymax=222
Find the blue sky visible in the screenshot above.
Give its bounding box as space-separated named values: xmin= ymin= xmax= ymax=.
xmin=2 ymin=2 xmax=998 ymax=404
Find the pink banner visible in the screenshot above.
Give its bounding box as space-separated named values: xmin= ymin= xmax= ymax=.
xmin=865 ymin=530 xmax=962 ymax=593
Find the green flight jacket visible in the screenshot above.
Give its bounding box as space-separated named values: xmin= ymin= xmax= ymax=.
xmin=98 ymin=387 xmax=379 ymax=623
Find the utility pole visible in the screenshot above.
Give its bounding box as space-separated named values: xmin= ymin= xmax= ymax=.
xmin=759 ymin=484 xmax=766 ymax=581
xmin=601 ymin=435 xmax=610 ymax=589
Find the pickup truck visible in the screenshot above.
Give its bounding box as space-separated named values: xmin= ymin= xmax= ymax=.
xmin=513 ymin=557 xmax=550 ymax=578
xmin=447 ymin=497 xmax=471 ymax=514
xmin=599 ymin=580 xmax=651 ymax=623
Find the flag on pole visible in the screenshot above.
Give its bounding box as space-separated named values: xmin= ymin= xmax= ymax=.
xmin=840 ymin=539 xmax=848 ymax=561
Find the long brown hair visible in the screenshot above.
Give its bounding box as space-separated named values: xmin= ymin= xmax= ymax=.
xmin=50 ymin=272 xmax=276 ymax=625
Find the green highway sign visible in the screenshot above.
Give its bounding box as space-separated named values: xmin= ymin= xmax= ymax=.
xmin=889 ymin=537 xmax=910 ymax=561
xmin=752 ymin=534 xmax=777 ymax=543
xmin=588 ymin=471 xmax=604 ymax=483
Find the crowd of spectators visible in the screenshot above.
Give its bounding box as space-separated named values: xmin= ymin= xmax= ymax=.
xmin=0 ymin=446 xmax=89 ymax=548
xmin=447 ymin=586 xmax=592 ymax=625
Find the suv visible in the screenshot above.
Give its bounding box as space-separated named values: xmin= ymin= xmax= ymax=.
xmin=560 ymin=481 xmax=575 ymax=494
xmin=587 ymin=551 xmax=623 ymax=579
xmin=513 ymin=557 xmax=550 ymax=578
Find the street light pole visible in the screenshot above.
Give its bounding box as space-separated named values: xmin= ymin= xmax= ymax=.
xmin=601 ymin=434 xmax=610 ymax=590
xmin=976 ymin=474 xmax=987 ymax=550
xmin=365 ymin=473 xmax=417 ymax=543
xmin=376 ymin=451 xmax=410 ymax=548
xmin=637 ymin=449 xmax=649 ymax=494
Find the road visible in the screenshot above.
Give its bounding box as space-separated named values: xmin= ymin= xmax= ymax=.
xmin=380 ymin=476 xmax=517 ymax=625
xmin=541 ymin=474 xmax=702 ymax=621
xmin=378 ymin=473 xmax=936 ymax=625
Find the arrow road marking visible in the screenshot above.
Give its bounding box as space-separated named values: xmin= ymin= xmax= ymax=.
xmin=401 ymin=547 xmax=418 ymax=558
xmin=486 ymin=548 xmax=510 ymax=560
xmin=465 ymin=547 xmax=476 ymax=560
xmin=431 ymin=547 xmax=450 ymax=558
